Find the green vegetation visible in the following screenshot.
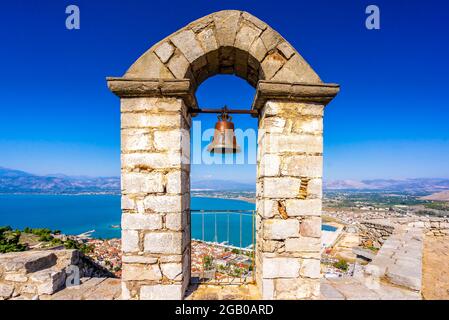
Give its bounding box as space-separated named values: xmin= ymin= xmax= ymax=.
xmin=0 ymin=226 xmax=93 ymax=254
xmin=416 ymin=210 xmax=447 ymax=218
xmin=63 ymin=239 xmax=93 ymax=254
xmin=333 ymin=259 xmax=349 ymax=272
xmin=325 ymin=192 xmax=426 ymax=209
xmin=22 ymin=227 xmax=62 ymax=242
xmin=203 ymin=255 xmax=214 ymax=270
xmin=0 ymin=226 xmax=27 ymax=253
xmin=365 ymin=246 xmax=380 ymax=253
xmin=424 ymin=202 xmax=449 ymax=211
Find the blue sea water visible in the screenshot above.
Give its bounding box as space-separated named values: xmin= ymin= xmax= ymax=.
xmin=0 ymin=195 xmax=333 ymax=248
xmin=0 ymin=195 xmax=255 ymax=243
xmin=0 ymin=194 xmax=122 ymax=239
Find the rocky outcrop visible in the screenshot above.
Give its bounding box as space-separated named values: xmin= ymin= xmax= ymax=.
xmin=365 ymin=226 xmax=423 ymax=292
xmin=359 ymin=220 xmax=396 ymax=248
xmin=0 ymin=249 xmax=114 ymax=300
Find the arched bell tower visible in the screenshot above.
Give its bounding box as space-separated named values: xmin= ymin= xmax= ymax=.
xmin=108 ymin=10 xmax=339 ymax=300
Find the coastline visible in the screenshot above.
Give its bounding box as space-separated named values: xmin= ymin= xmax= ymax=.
xmin=0 ymin=192 xmax=120 ymax=196
xmin=191 ymin=194 xmax=256 ymax=204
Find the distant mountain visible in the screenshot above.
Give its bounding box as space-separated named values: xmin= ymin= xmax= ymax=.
xmin=0 ymin=167 xmax=33 ymax=178
xmin=191 ymin=180 xmax=255 ymax=191
xmin=324 ymin=178 xmax=449 ymax=193
xmin=420 ymin=190 xmax=449 ymax=201
xmin=3 ymin=166 xmax=448 ymax=195
xmin=0 ymin=167 xmax=120 ymax=194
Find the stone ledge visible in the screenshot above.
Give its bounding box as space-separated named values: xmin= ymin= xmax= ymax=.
xmin=107 ymin=77 xmax=198 ymax=109
xmin=252 ymin=80 xmax=340 ymax=110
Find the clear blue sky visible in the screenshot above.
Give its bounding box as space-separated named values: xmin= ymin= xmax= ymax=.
xmin=0 ymin=0 xmax=448 ymax=182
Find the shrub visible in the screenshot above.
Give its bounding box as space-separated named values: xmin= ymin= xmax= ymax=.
xmin=203 ymin=255 xmax=214 ymax=270
xmin=333 ymin=259 xmax=349 ymax=271
xmin=334 ymin=259 xmax=349 ymax=271
xmin=0 ymin=226 xmax=26 ymax=253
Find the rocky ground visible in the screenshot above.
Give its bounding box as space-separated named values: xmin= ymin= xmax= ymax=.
xmin=422 ymin=235 xmax=449 ymax=300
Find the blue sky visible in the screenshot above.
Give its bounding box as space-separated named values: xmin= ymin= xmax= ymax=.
xmin=0 ymin=0 xmax=448 ymax=182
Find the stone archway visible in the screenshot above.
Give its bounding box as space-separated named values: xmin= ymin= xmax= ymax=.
xmin=108 ymin=10 xmax=339 ymax=300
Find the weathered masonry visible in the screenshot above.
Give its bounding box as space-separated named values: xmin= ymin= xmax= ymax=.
xmin=107 ymin=10 xmax=339 ymax=300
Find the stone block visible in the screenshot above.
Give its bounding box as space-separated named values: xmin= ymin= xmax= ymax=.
xmin=275 ymin=278 xmax=320 ymax=300
xmin=154 ymin=42 xmax=174 ymax=63
xmin=242 ymin=12 xmax=267 ymax=30
xmin=292 ymin=118 xmax=323 ymax=135
xmin=213 ymin=10 xmax=240 ymax=47
xmin=300 ymin=218 xmax=321 ymax=238
xmin=121 ymin=98 xmax=182 ymax=113
xmin=271 ymin=54 xmax=321 ymax=83
xmin=261 ymin=117 xmax=286 ymax=133
xmin=0 ymin=251 xmax=57 ymax=274
xmin=307 ymin=179 xmax=322 ymax=199
xmin=167 ymin=52 xmax=190 ymax=79
xmin=262 ymin=177 xmax=301 ymax=198
xmin=300 ymin=259 xmax=321 ymax=279
xmin=121 ymin=282 xmax=132 ymax=300
xmin=122 ymin=153 xmax=182 ymax=170
xmin=385 ymin=265 xmax=421 ymax=291
xmin=235 ymin=22 xmax=262 ymax=52
xmin=261 ymin=52 xmax=285 ymax=80
xmin=264 ymin=219 xmax=300 ymax=240
xmin=0 ymin=284 xmax=14 ymax=299
xmin=258 ymin=199 xmax=276 ymax=219
xmin=122 ymin=213 xmax=162 ymax=231
xmin=122 ymin=172 xmax=164 ymax=194
xmin=122 ymin=264 xmax=162 ymax=281
xmin=166 ymin=170 xmax=188 ymax=194
xmin=121 ymin=128 xmax=153 ymax=151
xmin=4 ymin=272 xmax=28 ymax=282
xmin=260 ymin=28 xmax=282 ymax=52
xmin=153 ymin=130 xmax=182 ymax=151
xmin=122 ymin=230 xmax=140 ymax=253
xmin=285 ymin=199 xmax=322 ymax=217
xmin=161 ymin=263 xmax=183 ymax=280
xmin=30 ymin=268 xmax=66 ymax=295
xmin=277 ymin=42 xmax=295 ymax=59
xmin=121 ymin=195 xmax=135 ymax=210
xmin=285 ymin=237 xmax=321 ymax=253
xmin=197 ymin=27 xmax=218 ymax=52
xmin=143 ymin=195 xmax=182 ymax=213
xmin=122 ymin=255 xmax=158 ymax=264
xmin=126 ymin=52 xmax=174 ymax=79
xmin=121 ymin=113 xmax=181 ymax=129
xmin=320 ymin=282 xmax=345 ymax=300
xmin=140 ymin=284 xmax=183 ymax=300
xmin=170 ymin=29 xmax=205 ymax=63
xmin=144 ymin=232 xmax=182 ymax=254
xmin=259 ymin=154 xmax=280 ymax=177
xmin=261 ymin=133 xmax=323 ymax=154
xmin=262 ymin=257 xmax=301 ymax=278
xmin=262 ymin=279 xmax=275 ymax=300
xmin=165 ymin=213 xmax=182 ymax=231
xmin=249 ymin=37 xmax=268 ymax=62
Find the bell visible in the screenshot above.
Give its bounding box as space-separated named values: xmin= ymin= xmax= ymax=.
xmin=207 ymin=111 xmax=241 ymax=154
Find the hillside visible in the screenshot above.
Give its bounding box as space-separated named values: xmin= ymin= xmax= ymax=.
xmin=324 ymin=178 xmax=449 ymax=193
xmin=420 ymin=190 xmax=449 ymax=202
xmin=0 ymin=167 xmax=120 ymax=194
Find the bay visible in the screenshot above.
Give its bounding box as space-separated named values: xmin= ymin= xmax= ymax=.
xmin=0 ymin=195 xmax=255 ymax=246
xmin=0 ymin=195 xmax=333 ymax=248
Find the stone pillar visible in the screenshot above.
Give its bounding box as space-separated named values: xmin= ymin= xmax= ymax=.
xmin=254 ymin=81 xmax=339 ymax=299
xmin=108 ymin=78 xmax=196 ymax=300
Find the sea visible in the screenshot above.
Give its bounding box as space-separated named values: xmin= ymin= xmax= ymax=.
xmin=0 ymin=194 xmax=335 ymax=248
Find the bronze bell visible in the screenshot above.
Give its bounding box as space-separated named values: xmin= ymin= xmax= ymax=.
xmin=207 ymin=110 xmax=241 ymax=154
